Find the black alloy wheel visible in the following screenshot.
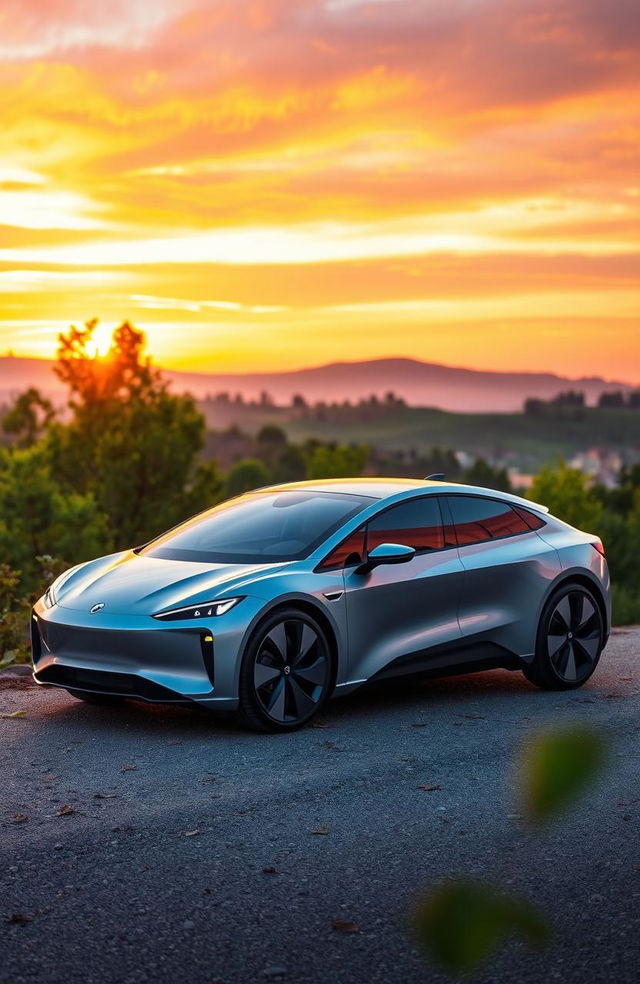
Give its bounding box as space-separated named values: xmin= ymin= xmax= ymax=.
xmin=238 ymin=609 xmax=332 ymax=731
xmin=524 ymin=582 xmax=604 ymax=690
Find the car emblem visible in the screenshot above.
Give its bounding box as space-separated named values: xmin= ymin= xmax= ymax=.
xmin=90 ymin=603 xmax=105 ymax=614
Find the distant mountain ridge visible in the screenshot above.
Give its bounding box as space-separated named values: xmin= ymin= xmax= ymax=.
xmin=0 ymin=355 xmax=632 ymax=413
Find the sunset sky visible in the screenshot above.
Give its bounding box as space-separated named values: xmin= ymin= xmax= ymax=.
xmin=0 ymin=0 xmax=638 ymax=380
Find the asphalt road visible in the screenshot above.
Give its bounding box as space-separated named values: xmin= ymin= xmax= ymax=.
xmin=1 ymin=630 xmax=639 ymax=984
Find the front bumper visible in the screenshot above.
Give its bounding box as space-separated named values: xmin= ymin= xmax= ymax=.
xmin=31 ymin=595 xmax=269 ymax=710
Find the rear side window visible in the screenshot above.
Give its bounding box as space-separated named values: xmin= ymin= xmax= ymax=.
xmin=367 ymin=497 xmax=444 ymax=552
xmin=445 ymin=496 xmax=532 ymax=546
xmin=513 ymin=505 xmax=547 ymax=531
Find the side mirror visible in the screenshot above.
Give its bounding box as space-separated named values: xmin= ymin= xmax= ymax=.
xmin=355 ymin=542 xmax=416 ymax=575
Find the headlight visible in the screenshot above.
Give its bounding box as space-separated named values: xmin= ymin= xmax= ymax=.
xmin=152 ymin=597 xmax=243 ymax=621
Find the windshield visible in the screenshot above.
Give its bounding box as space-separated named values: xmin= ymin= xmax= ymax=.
xmin=139 ymin=490 xmax=374 ymax=564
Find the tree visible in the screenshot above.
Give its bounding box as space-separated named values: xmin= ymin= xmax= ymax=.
xmin=271 ymin=445 xmax=307 ymax=484
xmin=0 ymin=442 xmax=109 ymax=588
xmin=595 ymin=463 xmax=640 ymax=515
xmin=551 ymin=390 xmax=585 ymax=407
xmin=1 ymin=387 xmax=55 ymax=447
xmin=462 ymin=458 xmax=512 ymax=493
xmin=304 ymin=442 xmax=369 ymax=480
xmin=598 ymin=391 xmax=625 ymax=409
xmin=0 ymin=563 xmax=30 ymax=666
xmin=527 ymin=461 xmax=602 ymax=531
xmin=592 ymin=466 xmax=640 ymax=622
xmin=224 ymin=459 xmax=270 ymax=498
xmin=420 ymin=447 xmax=461 ymax=481
xmin=255 ymin=425 xmax=288 ymax=467
xmin=49 ymin=319 xmax=218 ymax=547
xmin=523 ymin=398 xmax=546 ymax=416
xmin=55 ymin=320 xmax=160 ymax=414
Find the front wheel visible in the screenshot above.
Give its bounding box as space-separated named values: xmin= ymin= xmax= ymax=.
xmin=523 ymin=582 xmax=604 ymax=690
xmin=237 ymin=608 xmax=333 ymax=732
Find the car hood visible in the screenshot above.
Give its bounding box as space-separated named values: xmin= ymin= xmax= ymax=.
xmin=55 ymin=550 xmax=291 ymax=616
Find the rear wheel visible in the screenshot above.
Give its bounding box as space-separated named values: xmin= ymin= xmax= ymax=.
xmin=523 ymin=582 xmax=604 ymax=690
xmin=237 ymin=608 xmax=333 ymax=732
xmin=66 ymin=689 xmax=125 ymax=705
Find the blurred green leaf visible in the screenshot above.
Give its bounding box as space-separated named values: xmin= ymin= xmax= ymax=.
xmin=413 ymin=880 xmax=549 ymax=974
xmin=519 ymin=725 xmax=606 ymax=823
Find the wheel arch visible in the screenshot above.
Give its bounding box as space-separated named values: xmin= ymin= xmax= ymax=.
xmin=543 ymin=570 xmax=610 ymax=640
xmin=242 ymin=596 xmax=342 ymax=696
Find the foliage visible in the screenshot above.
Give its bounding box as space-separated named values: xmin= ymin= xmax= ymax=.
xmin=180 ymin=459 xmax=224 ymax=520
xmin=597 ymin=502 xmax=640 ymax=595
xmin=611 ymin=584 xmax=640 ymax=624
xmin=0 ymin=319 xmax=225 ymax=665
xmin=255 ymin=425 xmax=288 ymax=467
xmin=326 ymin=442 xmax=461 ymax=482
xmin=527 ymin=461 xmax=602 ymax=531
xmin=224 ymin=458 xmax=270 ymax=498
xmin=595 ymin=463 xmax=640 ymax=514
xmin=254 ymin=425 xmax=308 ymax=482
xmin=0 ymin=564 xmax=30 ymax=667
xmin=0 ymin=556 xmax=68 ymax=666
xmin=304 ymin=441 xmax=369 ymax=479
xmin=415 ymin=724 xmax=606 ymax=975
xmin=54 ymin=319 xmax=160 ymax=412
xmin=1 ymin=388 xmax=55 ymax=447
xmin=461 ymin=457 xmax=512 ymax=492
xmin=527 ymin=461 xmax=640 ymax=624
xmin=199 ymin=399 xmax=640 ymax=474
xmin=270 ymin=444 xmax=307 ymax=484
xmin=413 ymin=881 xmax=548 ymax=974
xmin=518 ymin=725 xmax=606 ymax=823
xmin=48 ymin=320 xmax=219 ymax=548
xmin=0 ymin=442 xmax=109 ymax=588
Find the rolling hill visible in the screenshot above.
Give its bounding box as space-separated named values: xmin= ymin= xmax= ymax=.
xmin=0 ymin=355 xmax=632 ymax=413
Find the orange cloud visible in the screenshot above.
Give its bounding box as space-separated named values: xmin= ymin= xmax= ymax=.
xmin=0 ymin=0 xmax=638 ymax=380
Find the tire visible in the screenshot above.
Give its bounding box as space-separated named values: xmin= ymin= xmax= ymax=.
xmin=237 ymin=608 xmax=333 ymax=732
xmin=523 ymin=581 xmax=604 ymax=691
xmin=66 ymin=689 xmax=125 ymax=705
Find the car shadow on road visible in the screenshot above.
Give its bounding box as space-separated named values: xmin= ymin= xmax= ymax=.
xmin=30 ymin=660 xmax=614 ymax=742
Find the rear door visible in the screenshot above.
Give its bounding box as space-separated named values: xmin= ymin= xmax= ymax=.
xmin=442 ymin=494 xmax=561 ymax=657
xmin=338 ymin=495 xmax=465 ymax=682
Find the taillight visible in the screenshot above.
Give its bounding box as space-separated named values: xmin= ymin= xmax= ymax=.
xmin=592 ymin=539 xmax=606 ymax=557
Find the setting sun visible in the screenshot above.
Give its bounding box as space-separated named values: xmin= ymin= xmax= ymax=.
xmin=83 ymin=322 xmax=116 ymax=358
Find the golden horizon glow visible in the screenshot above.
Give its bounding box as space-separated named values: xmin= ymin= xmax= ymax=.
xmin=1 ymin=0 xmax=639 ymax=382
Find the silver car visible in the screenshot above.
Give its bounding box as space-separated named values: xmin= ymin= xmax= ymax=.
xmin=32 ymin=478 xmax=611 ymax=731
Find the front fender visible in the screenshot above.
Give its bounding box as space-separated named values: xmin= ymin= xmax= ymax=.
xmin=234 ymin=577 xmax=349 ymax=690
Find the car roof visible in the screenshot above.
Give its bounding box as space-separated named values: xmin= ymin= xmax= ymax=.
xmin=257 ymin=477 xmax=549 ymax=513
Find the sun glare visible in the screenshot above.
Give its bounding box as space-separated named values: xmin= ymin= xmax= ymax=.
xmin=85 ymin=323 xmax=115 ymax=359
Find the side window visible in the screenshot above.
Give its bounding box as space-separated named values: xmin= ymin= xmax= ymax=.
xmin=317 ymin=527 xmax=366 ymax=570
xmin=446 ymin=496 xmax=531 ymax=546
xmin=367 ymin=497 xmax=444 ymax=553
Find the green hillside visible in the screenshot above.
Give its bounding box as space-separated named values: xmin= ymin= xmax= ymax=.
xmin=200 ymin=402 xmax=640 ymax=472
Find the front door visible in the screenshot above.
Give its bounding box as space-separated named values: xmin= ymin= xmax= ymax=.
xmin=342 ymin=496 xmax=465 ymax=682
